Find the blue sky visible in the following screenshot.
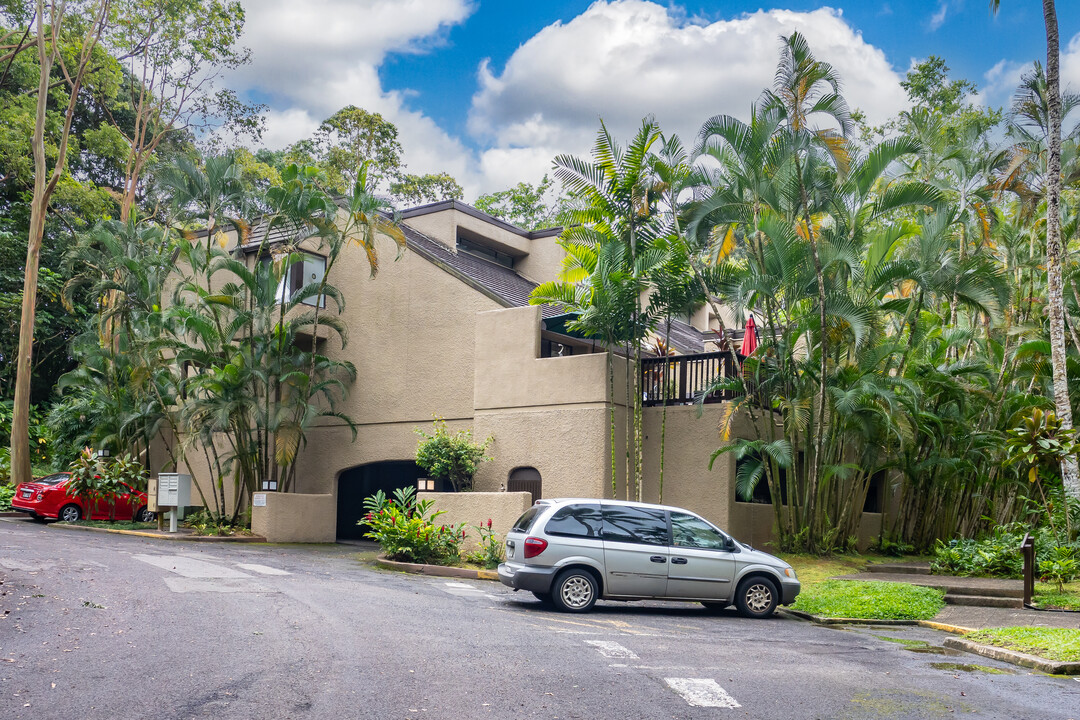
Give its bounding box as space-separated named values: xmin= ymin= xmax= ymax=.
xmin=227 ymin=1 xmax=1080 ymax=197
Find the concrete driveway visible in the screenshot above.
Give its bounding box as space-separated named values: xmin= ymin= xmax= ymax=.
xmin=0 ymin=517 xmax=1076 ymax=719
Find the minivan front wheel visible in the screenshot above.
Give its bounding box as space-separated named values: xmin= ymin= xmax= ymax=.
xmin=734 ymin=576 xmax=778 ymax=618
xmin=552 ymin=569 xmax=598 ymax=613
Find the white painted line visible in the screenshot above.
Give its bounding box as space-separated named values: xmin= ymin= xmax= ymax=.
xmin=235 ymin=563 xmax=290 ymax=576
xmin=163 ymin=577 xmax=270 ymax=594
xmin=664 ymin=678 xmax=740 ymax=709
xmin=444 ymin=582 xmax=475 ymax=588
xmin=133 ymin=554 xmax=251 ymax=579
xmin=585 ymin=640 xmax=639 ymax=659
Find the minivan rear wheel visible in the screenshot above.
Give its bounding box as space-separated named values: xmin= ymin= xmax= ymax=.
xmin=552 ymin=568 xmax=598 ymax=613
xmin=734 ymin=576 xmax=778 ymax=618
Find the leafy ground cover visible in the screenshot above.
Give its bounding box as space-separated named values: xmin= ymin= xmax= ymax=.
xmin=791 ymin=580 xmax=945 ymax=620
xmin=1033 ymin=581 xmax=1080 ymax=611
xmin=965 ymin=627 xmax=1080 ymax=663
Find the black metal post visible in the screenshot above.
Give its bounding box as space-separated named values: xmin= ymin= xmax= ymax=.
xmin=1020 ymin=532 xmax=1035 ymax=607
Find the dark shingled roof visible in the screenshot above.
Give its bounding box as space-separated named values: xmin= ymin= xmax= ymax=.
xmin=401 ymin=222 xmax=562 ymax=319
xmin=402 ymin=221 xmax=708 ymax=354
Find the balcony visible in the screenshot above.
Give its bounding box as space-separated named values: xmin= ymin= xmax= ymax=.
xmin=641 ymin=350 xmax=744 ymax=407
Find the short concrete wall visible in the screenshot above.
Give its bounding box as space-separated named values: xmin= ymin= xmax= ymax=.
xmin=251 ymin=492 xmax=336 ymax=543
xmin=419 ymin=491 xmax=532 ymax=551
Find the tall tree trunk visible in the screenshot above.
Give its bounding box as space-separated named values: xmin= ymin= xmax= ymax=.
xmin=11 ymin=1 xmax=109 ymax=485
xmin=1042 ymin=0 xmax=1080 ymax=498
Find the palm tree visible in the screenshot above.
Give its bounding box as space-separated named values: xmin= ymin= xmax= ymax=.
xmin=991 ymin=0 xmax=1080 ymax=499
xmin=761 ymin=31 xmax=854 ymax=515
xmin=546 ymin=118 xmax=666 ymax=501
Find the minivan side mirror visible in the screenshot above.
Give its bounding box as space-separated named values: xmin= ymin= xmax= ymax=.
xmin=724 ymin=537 xmax=739 ymax=553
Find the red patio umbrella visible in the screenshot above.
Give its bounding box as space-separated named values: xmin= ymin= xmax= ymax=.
xmin=740 ymin=315 xmax=758 ymax=356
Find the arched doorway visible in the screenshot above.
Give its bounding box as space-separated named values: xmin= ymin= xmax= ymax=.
xmin=336 ymin=461 xmax=425 ymax=540
xmin=508 ymin=466 xmax=542 ymax=504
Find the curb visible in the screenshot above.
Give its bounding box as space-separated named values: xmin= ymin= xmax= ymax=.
xmin=0 ymin=511 xmax=25 ymax=517
xmin=780 ymin=608 xmax=919 ymax=625
xmin=48 ymin=522 xmax=266 ymax=543
xmin=943 ymin=637 xmax=1080 ymax=675
xmin=375 ymin=555 xmax=499 ymax=581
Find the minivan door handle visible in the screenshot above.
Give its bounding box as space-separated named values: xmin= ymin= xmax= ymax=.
xmin=671 ymin=557 xmax=688 ymax=565
xmin=649 ymin=555 xmax=667 ymax=563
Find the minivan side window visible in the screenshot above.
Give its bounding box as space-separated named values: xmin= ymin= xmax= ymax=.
xmin=670 ymin=512 xmax=729 ymax=550
xmin=601 ymin=506 xmax=669 ymax=545
xmin=511 ymin=507 xmax=542 ymax=533
xmin=544 ymin=504 xmax=602 ymax=538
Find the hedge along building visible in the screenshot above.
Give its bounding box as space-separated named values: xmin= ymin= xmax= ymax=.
xmin=165 ymin=199 xmax=887 ymax=548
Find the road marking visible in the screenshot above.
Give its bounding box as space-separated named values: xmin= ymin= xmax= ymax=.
xmin=235 ymin=563 xmax=290 ymax=576
xmin=133 ymin=554 xmax=252 ymax=579
xmin=444 ymin=582 xmax=476 ymax=588
xmin=585 ymin=640 xmax=639 ymax=659
xmin=163 ymin=577 xmax=271 ymax=594
xmin=664 ymin=678 xmax=740 ymax=708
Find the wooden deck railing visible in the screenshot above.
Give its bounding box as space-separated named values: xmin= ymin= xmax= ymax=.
xmin=640 ymin=350 xmax=743 ymax=407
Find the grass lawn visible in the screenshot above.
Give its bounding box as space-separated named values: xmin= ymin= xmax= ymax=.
xmin=791 ymin=579 xmax=945 ymax=620
xmin=1033 ymin=581 xmax=1080 ymax=611
xmin=965 ymin=627 xmax=1080 ymax=663
xmin=778 ymin=553 xmax=871 ymax=586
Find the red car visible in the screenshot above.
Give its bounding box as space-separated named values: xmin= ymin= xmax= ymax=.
xmin=11 ymin=472 xmax=154 ymax=523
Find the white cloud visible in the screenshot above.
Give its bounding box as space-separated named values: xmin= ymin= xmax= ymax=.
xmin=227 ymin=1 xmax=914 ymax=198
xmin=228 ymin=0 xmax=482 ymax=192
xmin=468 ymin=2 xmax=908 ymax=192
xmin=979 ymin=31 xmax=1080 ymax=116
xmin=928 ymin=2 xmax=948 ymax=32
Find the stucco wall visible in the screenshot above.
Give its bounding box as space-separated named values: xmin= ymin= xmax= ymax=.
xmin=418 ymin=491 xmax=532 ymax=552
xmin=472 ymin=305 xmax=624 ymax=501
xmin=639 ymin=405 xmax=730 ymax=529
xmin=250 ymin=492 xmax=336 ymax=543
xmin=473 ymin=306 xmax=612 ymax=410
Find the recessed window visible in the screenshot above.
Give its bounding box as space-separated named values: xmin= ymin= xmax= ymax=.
xmin=457 ymin=236 xmax=514 ymax=268
xmin=268 ymin=253 xmax=326 ymax=307
xmin=541 ymin=339 xmax=574 ymax=357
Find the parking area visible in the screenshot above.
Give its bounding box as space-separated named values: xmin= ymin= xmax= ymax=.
xmin=1 ymin=517 xmax=1077 ymax=719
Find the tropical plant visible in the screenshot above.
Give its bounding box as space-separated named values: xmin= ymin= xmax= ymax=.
xmin=361 ymin=487 xmax=465 ymax=565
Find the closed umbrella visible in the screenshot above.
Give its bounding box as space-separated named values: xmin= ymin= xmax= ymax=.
xmin=740 ymin=315 xmax=758 ymax=356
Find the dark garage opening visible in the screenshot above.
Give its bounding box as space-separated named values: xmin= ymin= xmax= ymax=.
xmin=336 ymin=461 xmax=427 ymax=540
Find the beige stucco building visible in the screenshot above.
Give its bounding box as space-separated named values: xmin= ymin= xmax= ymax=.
xmin=168 ymin=200 xmax=883 ymax=549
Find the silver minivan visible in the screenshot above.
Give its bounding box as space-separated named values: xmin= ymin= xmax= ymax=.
xmin=497 ymin=498 xmax=799 ymax=617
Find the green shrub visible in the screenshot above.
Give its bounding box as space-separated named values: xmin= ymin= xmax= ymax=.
xmin=362 ymin=487 xmax=465 ymax=565
xmin=931 ymin=524 xmax=1080 ymax=580
xmin=414 ymin=418 xmax=492 ymax=492
xmin=0 ymin=482 xmax=14 ymax=511
xmin=791 ymin=580 xmax=945 ymax=620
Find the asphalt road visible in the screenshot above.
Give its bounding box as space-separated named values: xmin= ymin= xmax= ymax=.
xmin=0 ymin=518 xmax=1076 ymax=720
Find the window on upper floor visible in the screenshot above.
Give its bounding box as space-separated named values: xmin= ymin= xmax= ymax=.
xmin=541 ymin=339 xmax=574 ymax=358
xmin=457 ymin=236 xmax=515 ymax=268
xmin=265 ymin=252 xmax=326 ymax=308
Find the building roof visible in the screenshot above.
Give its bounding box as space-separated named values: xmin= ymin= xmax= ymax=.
xmin=402 ymin=221 xmax=708 ymax=354
xmin=400 ymin=199 xmax=563 ymax=239
xmin=401 ymin=222 xmax=562 ymax=320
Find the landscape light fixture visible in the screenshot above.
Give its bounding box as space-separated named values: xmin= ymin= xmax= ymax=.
xmin=96 ymin=448 xmax=110 ymax=458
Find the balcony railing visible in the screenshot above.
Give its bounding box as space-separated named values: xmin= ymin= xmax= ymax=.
xmin=641 ymin=350 xmax=743 ymax=407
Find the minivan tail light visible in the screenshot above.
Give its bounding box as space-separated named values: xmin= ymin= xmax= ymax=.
xmin=523 ymin=536 xmax=548 ymax=559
